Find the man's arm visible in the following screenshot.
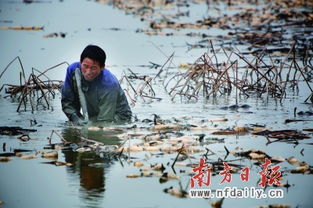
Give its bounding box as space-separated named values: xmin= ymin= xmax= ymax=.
xmin=61 ymin=65 xmax=85 ymax=124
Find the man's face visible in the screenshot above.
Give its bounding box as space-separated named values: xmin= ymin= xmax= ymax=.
xmin=80 ymin=57 xmax=103 ymax=81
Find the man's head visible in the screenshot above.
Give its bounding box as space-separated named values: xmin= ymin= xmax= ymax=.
xmin=80 ymin=45 xmax=106 ymax=81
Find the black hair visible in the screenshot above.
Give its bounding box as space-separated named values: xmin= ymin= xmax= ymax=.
xmin=80 ymin=45 xmax=106 ymax=67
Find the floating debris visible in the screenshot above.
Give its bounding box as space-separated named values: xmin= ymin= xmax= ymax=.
xmin=285 ymin=119 xmax=312 ymax=123
xmin=208 ymin=118 xmax=228 ymax=122
xmin=117 ymin=145 xmax=143 ymax=152
xmin=297 ymin=111 xmax=313 ymax=116
xmin=159 ymin=172 xmax=179 ymax=183
xmin=134 ymin=161 xmax=144 ymax=167
xmin=88 ymin=126 xmax=103 ymax=131
xmin=41 ymin=161 xmax=72 ymax=166
xmin=152 ymin=124 xmax=183 ymax=131
xmin=151 ymin=163 xmax=166 ymax=172
xmin=17 ymin=134 xmax=33 ymax=142
xmin=255 ymin=204 xmax=291 ymax=208
xmin=43 ymin=32 xmax=66 ymax=38
xmin=220 ymin=104 xmax=251 ymax=110
xmin=210 ymin=198 xmax=224 ymax=208
xmin=75 ymin=147 xmax=92 ymax=153
xmin=287 ymin=156 xmax=300 ymax=165
xmin=0 ymin=126 xmax=36 ymax=136
xmin=0 ymin=148 xmax=34 ymax=157
xmin=96 ymin=0 xmax=313 ymax=57
xmin=163 ymin=186 xmax=188 ymax=198
xmin=290 ymin=162 xmax=313 ymax=174
xmin=0 ymin=152 xmax=15 ymax=157
xmin=253 ymin=130 xmax=311 ymax=141
xmin=303 ymin=128 xmax=313 ymax=132
xmin=41 ymin=151 xmax=58 ymax=159
xmin=0 ymin=26 xmax=44 ymax=31
xmin=212 ymin=126 xmax=249 ymax=135
xmin=20 ymin=155 xmax=37 ymax=160
xmin=126 ymin=174 xmax=141 ymax=178
xmin=23 ymin=0 xmax=52 ymax=4
xmin=232 ymin=149 xmax=271 ymax=161
xmin=0 ymin=157 xmax=12 ymax=162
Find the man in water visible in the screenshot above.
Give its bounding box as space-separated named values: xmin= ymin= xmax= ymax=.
xmin=61 ymin=45 xmax=132 ymax=125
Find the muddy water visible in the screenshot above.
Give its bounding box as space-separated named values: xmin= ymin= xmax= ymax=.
xmin=0 ymin=0 xmax=313 ymax=208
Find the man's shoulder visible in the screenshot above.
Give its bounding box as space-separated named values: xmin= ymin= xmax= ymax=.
xmin=100 ymin=69 xmax=120 ymax=88
xmin=67 ymin=62 xmax=80 ymax=73
xmin=64 ymin=62 xmax=80 ymax=84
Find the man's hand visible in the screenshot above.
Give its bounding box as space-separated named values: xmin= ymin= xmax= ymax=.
xmin=70 ymin=114 xmax=88 ymax=125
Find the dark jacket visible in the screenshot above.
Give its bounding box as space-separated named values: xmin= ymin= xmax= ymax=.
xmin=61 ymin=62 xmax=132 ymax=123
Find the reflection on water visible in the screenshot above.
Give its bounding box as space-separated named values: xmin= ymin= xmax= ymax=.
xmin=64 ymin=151 xmax=106 ymax=203
xmin=61 ymin=127 xmax=121 ymax=206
